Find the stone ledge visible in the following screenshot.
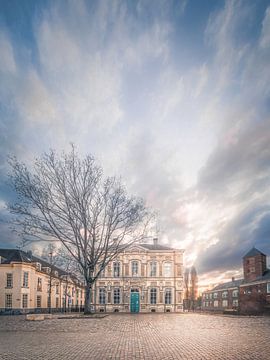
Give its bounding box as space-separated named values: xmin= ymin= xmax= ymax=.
xmin=26 ymin=314 xmax=45 ymax=321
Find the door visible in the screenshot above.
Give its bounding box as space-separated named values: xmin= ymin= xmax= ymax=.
xmin=130 ymin=291 xmax=140 ymax=313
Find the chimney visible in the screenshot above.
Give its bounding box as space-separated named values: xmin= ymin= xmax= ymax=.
xmin=232 ymin=277 xmax=235 ymax=282
xmin=153 ymin=238 xmax=158 ymax=246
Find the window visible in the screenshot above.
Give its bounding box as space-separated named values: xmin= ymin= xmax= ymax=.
xmin=222 ymin=291 xmax=228 ymax=298
xmin=99 ymin=288 xmax=106 ymax=304
xmin=150 ymin=262 xmax=157 ymax=277
xmin=56 ymin=297 xmax=59 ymax=308
xmin=267 ymin=283 xmax=270 ymax=294
xmin=22 ymin=294 xmax=28 ymax=308
xmin=165 ymin=288 xmax=172 ymax=305
xmin=150 ymin=288 xmax=157 ymax=304
xmin=209 ymin=293 xmax=213 ymax=299
xmin=113 ymin=262 xmax=120 ymax=277
xmin=232 ymin=299 xmax=238 ymax=307
xmin=205 ymin=294 xmax=209 ymax=300
xmin=37 ymin=277 xmax=42 ymax=291
xmin=47 ymin=296 xmax=51 ymax=308
xmin=5 ymin=294 xmax=12 ymax=309
xmin=232 ymin=289 xmax=238 ymax=297
xmin=222 ymin=300 xmax=228 ymax=307
xmin=6 ymin=273 xmax=13 ymax=288
xmin=214 ymin=300 xmax=218 ymax=307
xmin=23 ymin=272 xmax=29 ymax=287
xmin=164 ymin=263 xmax=172 ymax=277
xmin=113 ymin=288 xmax=120 ymax=304
xmin=56 ymin=284 xmax=59 ymax=294
xmin=37 ymin=295 xmax=42 ymax=308
xmin=213 ymin=292 xmax=218 ymax=298
xmin=132 ymin=261 xmax=139 ymax=276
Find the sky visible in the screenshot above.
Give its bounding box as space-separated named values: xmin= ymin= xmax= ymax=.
xmin=1 ymin=0 xmax=270 ymax=291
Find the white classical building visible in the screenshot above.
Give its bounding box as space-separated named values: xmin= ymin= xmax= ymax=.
xmin=94 ymin=238 xmax=184 ymax=313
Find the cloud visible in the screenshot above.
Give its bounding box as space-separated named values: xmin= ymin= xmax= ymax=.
xmin=0 ymin=0 xmax=269 ymax=289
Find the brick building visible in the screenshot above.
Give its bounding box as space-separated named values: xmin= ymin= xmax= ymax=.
xmin=202 ymin=247 xmax=270 ymax=314
xmin=0 ymin=249 xmax=85 ymax=314
xmin=94 ymin=238 xmax=184 ymax=313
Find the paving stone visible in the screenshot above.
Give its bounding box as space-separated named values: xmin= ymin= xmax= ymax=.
xmin=0 ymin=313 xmax=269 ymax=359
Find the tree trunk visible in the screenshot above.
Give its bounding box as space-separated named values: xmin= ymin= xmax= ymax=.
xmin=84 ymin=281 xmax=93 ymax=314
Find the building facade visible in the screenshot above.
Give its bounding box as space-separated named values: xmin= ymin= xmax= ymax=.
xmin=0 ymin=249 xmax=85 ymax=314
xmin=94 ymin=239 xmax=184 ymax=313
xmin=202 ymin=247 xmax=270 ymax=315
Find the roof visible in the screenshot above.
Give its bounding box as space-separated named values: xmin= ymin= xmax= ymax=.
xmin=0 ymin=248 xmax=76 ymax=280
xmin=210 ymin=279 xmax=244 ymax=291
xmin=241 ymin=269 xmax=270 ymax=286
xmin=243 ymin=247 xmax=266 ymax=258
xmin=139 ymin=243 xmax=176 ymax=251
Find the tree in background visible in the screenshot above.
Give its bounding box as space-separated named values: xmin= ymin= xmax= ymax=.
xmin=8 ymin=146 xmax=151 ymax=314
xmin=184 ymin=266 xmax=198 ymax=311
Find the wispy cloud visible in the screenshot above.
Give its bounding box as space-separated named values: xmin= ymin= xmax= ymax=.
xmin=0 ymin=1 xmax=269 ymax=288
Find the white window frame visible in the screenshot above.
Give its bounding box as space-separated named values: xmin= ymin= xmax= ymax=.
xmin=23 ymin=272 xmax=29 ymax=287
xmin=150 ymin=288 xmax=157 ymax=304
xmin=222 ymin=299 xmax=228 ymax=308
xmin=113 ymin=288 xmax=120 ymax=304
xmin=5 ymin=294 xmax=12 ymax=309
xmin=113 ymin=262 xmax=120 ymax=278
xmin=164 ymin=262 xmax=172 ymax=277
xmin=165 ymin=288 xmax=172 ymax=305
xmin=37 ymin=295 xmax=42 ymax=308
xmin=222 ymin=291 xmax=228 ymax=298
xmin=131 ymin=261 xmax=139 ymax=276
xmin=99 ymin=288 xmax=106 ymax=305
xmin=22 ymin=294 xmax=28 ymax=308
xmin=6 ymin=273 xmax=13 ymax=288
xmin=150 ymin=262 xmax=157 ymax=277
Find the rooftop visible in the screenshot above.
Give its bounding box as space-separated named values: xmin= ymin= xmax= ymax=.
xmin=0 ymin=248 xmax=80 ymax=282
xmin=139 ymin=243 xmax=176 ymax=251
xmin=243 ymin=247 xmax=266 ymax=258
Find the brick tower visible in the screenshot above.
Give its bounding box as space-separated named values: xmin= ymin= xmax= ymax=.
xmin=243 ymin=247 xmax=267 ymax=281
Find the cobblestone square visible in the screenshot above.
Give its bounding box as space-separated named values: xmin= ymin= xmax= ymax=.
xmin=0 ymin=313 xmax=269 ymax=360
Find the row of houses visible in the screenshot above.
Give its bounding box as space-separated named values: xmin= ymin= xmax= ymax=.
xmin=202 ymin=247 xmax=270 ymax=315
xmin=0 ymin=238 xmax=185 ymax=314
xmin=0 ymin=249 xmax=85 ymax=314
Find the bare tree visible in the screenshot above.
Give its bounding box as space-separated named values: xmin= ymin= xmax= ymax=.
xmin=190 ymin=266 xmax=198 ymax=311
xmin=184 ymin=268 xmax=190 ymax=301
xmin=8 ymin=147 xmax=151 ymax=314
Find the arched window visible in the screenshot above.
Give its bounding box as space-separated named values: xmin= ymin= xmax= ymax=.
xmin=150 ymin=288 xmax=157 ymax=304
xmin=114 ymin=288 xmax=120 ymax=304
xmin=113 ymin=262 xmax=120 ymax=277
xmin=149 ymin=261 xmax=157 ymax=277
xmin=132 ymin=261 xmax=139 ymax=276
xmin=164 ymin=262 xmax=172 ymax=277
xmin=165 ymin=288 xmax=172 ymax=304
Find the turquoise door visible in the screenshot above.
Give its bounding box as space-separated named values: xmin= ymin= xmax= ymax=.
xmin=130 ymin=292 xmax=140 ymax=313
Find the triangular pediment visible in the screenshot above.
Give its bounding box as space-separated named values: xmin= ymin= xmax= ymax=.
xmin=125 ymin=245 xmax=146 ymax=253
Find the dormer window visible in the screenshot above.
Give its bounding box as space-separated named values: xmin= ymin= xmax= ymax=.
xmin=36 ymin=263 xmax=42 ymax=271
